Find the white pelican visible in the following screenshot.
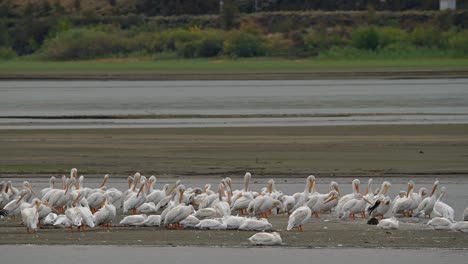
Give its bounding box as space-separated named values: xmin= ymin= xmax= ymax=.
xmin=0 ymin=181 xmax=10 ymax=209
xmin=196 ymin=218 xmax=227 ymax=230
xmin=54 ymin=214 xmax=72 ymax=227
xmin=6 ymin=181 xmax=20 ymax=198
xmin=21 ymin=199 xmax=41 ymax=233
xmin=93 ymin=195 xmax=116 ymax=230
xmin=415 ymin=180 xmax=439 ymax=218
xmin=248 ymin=232 xmax=282 ymax=246
xmin=335 ymin=179 xmax=360 ymax=213
xmin=239 ymin=218 xmax=272 ymax=231
xmin=339 ymin=193 xmax=372 ymax=220
xmin=180 ymin=215 xmax=200 ymax=228
xmin=231 ymin=193 xmax=253 ymax=215
xmin=123 ymin=178 xmax=147 ymax=214
xmin=292 ymin=175 xmax=315 ymax=211
xmin=451 ymin=221 xmax=468 ymax=232
xmin=433 ymin=186 xmax=454 ymax=221
xmin=1 ymin=189 xmax=31 ymax=217
xmin=212 ymin=182 xmax=232 ymax=217
xmin=48 ymin=178 xmax=76 ymax=213
xmin=392 ymin=181 xmax=415 ymax=217
xmin=307 ymin=191 xmax=339 ymax=218
xmin=287 ymin=205 xmax=311 ymax=232
xmin=231 ymin=172 xmax=251 ymax=205
xmin=280 ymin=195 xmax=295 ymax=215
xmin=137 ymin=202 xmax=158 ymax=214
xmin=164 ymin=186 xmax=195 ymax=229
xmin=427 ymin=217 xmax=453 ymax=230
xmin=193 ymin=208 xmax=218 ymax=220
xmin=248 ymin=195 xmax=281 ymax=218
xmin=363 ymin=178 xmax=375 ymax=202
xmin=43 ymin=213 xmax=58 ymax=225
xmin=146 ymin=182 xmax=169 ymax=206
xmin=144 ymin=215 xmax=162 ymax=227
xmin=377 ymin=217 xmax=399 ymax=229
xmin=39 ymin=177 xmax=57 ymax=199
xmin=119 ymin=214 xmax=147 ymax=226
xmin=223 ymin=215 xmax=246 ymax=229
xmin=409 ymin=187 xmax=427 ymax=213
xmin=367 ymin=181 xmax=392 ymax=218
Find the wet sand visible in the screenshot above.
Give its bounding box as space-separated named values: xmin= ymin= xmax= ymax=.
xmin=0 ymin=212 xmax=467 ymax=248
xmin=1 ymin=124 xmax=468 ymax=177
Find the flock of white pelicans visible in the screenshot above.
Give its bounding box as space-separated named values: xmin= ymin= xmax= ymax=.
xmin=1 ymin=169 xmax=467 ymax=245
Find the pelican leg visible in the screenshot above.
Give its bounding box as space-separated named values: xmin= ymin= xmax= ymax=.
xmin=361 ymin=212 xmax=366 ymax=219
xmin=298 ymin=225 xmax=304 ymax=232
xmin=314 ymin=212 xmax=319 ymax=218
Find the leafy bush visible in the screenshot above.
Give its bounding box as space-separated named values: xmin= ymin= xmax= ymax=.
xmin=0 ymin=46 xmax=16 ymax=60
xmin=352 ymin=26 xmax=379 ymax=50
xmin=409 ymin=26 xmax=444 ymax=48
xmin=223 ymin=30 xmax=266 ymax=58
xmin=40 ymin=28 xmax=133 ymax=60
xmin=264 ymin=33 xmax=294 ymax=57
xmin=447 ymin=31 xmax=468 ymax=54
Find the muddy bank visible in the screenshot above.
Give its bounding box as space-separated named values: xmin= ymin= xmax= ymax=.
xmin=0 ymin=214 xmax=466 ymax=248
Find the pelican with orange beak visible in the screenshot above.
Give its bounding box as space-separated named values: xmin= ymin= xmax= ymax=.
xmin=416 ymin=180 xmax=439 ymax=218
xmin=123 ymin=178 xmax=147 ymax=214
xmin=292 ymin=175 xmax=315 ymax=211
xmin=93 ymin=194 xmax=117 ymax=230
xmin=392 ymin=181 xmax=415 ymax=217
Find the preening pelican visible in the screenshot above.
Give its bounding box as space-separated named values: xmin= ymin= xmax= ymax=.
xmin=335 ymin=179 xmax=360 ymax=213
xmin=21 ymin=199 xmax=41 ymax=233
xmin=248 ymin=232 xmax=282 ymax=245
xmin=123 ymin=178 xmax=147 ymax=214
xmin=164 ymin=186 xmax=195 ymax=229
xmin=451 ymin=221 xmax=468 ymax=232
xmin=287 ymin=205 xmax=311 ymax=232
xmin=223 ymin=215 xmax=246 ymax=229
xmin=93 ymin=195 xmax=116 ymax=230
xmin=43 ymin=213 xmax=58 ymax=225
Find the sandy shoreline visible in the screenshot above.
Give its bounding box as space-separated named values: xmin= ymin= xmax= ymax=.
xmin=1 ymin=213 xmax=466 ymax=248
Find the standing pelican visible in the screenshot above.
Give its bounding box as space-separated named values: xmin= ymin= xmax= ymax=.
xmin=433 ymin=186 xmax=454 ymax=221
xmin=292 ymin=175 xmax=315 ymax=211
xmin=123 ymin=178 xmax=147 ymax=214
xmin=415 ymin=180 xmax=439 ymax=218
xmin=21 ymin=199 xmax=41 ymax=233
xmin=287 ymin=205 xmax=311 ymax=232
xmin=392 ymin=181 xmax=414 ymax=217
xmin=40 ymin=177 xmax=57 ymax=199
xmin=335 ymin=179 xmax=360 ymax=213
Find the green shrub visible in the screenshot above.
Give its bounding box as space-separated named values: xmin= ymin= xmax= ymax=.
xmin=376 ymin=27 xmax=408 ymax=48
xmin=223 ymin=30 xmax=266 ymax=58
xmin=447 ymin=31 xmax=468 ymax=54
xmin=264 ymin=34 xmax=294 ymax=57
xmin=0 ymin=46 xmax=16 ymax=60
xmin=40 ymin=28 xmax=132 ymax=60
xmin=409 ymin=26 xmax=444 ymax=48
xmin=351 ymin=26 xmax=379 ymax=50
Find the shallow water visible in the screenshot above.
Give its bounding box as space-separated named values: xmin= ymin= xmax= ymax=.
xmin=1 ymin=79 xmax=468 ymax=128
xmin=1 ymin=245 xmax=467 ymax=264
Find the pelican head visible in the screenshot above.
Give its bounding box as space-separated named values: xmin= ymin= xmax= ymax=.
xmin=430 ymin=180 xmax=439 ymax=197
xmin=70 ymin=168 xmax=78 ymax=178
xmin=16 ymin=190 xmax=29 ymax=205
xmin=365 ymin=178 xmax=373 ymax=195
xmin=324 ymin=190 xmax=339 ymax=204
xmin=381 ymin=181 xmax=391 ymax=195
xmin=330 ymin=181 xmax=340 ymax=193
xmin=419 ymin=187 xmax=428 ymax=197
xmin=178 ymin=185 xmax=186 ymax=204
xmin=34 ymin=199 xmax=41 ymax=210
xmin=307 ymin=175 xmax=316 ymax=193
xmin=406 ymin=180 xmax=415 ymax=197
xmin=100 ymin=174 xmax=110 ymax=188
xmin=224 ymin=177 xmax=233 ymax=191
xmin=23 ymin=181 xmax=37 ymax=196
xmin=352 ymin=179 xmax=361 ymax=194
xmin=244 ymin=172 xmax=252 ymax=192
xmin=268 ymin=179 xmax=274 ymax=194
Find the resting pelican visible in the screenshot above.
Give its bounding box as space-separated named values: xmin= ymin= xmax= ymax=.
xmin=180 ymin=215 xmax=200 ymax=228
xmin=120 ymin=214 xmax=147 ymax=226
xmin=146 ymin=182 xmax=169 ymax=206
xmin=248 ymin=232 xmax=282 ymax=245
xmin=377 ymin=217 xmax=399 ymax=229
xmin=212 ymin=182 xmax=232 ymax=217
xmin=48 ymin=178 xmax=76 ymax=213
xmin=292 ymin=175 xmax=315 ymax=211
xmin=339 ymin=193 xmax=373 ymax=220
xmin=196 ymin=218 xmax=227 ymax=230
xmin=287 ymin=205 xmax=311 ymax=232
xmin=239 ymin=218 xmax=272 ymax=231
xmin=415 ymin=180 xmax=439 ymax=218
xmin=451 ymin=221 xmax=468 ymax=232
xmin=93 ymin=194 xmax=116 ymax=230
xmin=248 ymin=195 xmax=281 ymax=218
xmin=280 ymin=195 xmax=296 ymax=215
xmin=74 ymin=194 xmax=95 ymax=231
xmin=427 ymin=217 xmax=453 ymax=229
xmin=409 ymin=187 xmax=427 ymax=213
xmin=392 ymin=181 xmax=414 ymax=217
xmin=43 ymin=213 xmax=58 ymax=225
xmin=144 ymin=215 xmax=162 ymax=227
xmin=194 ymin=208 xmax=218 ymax=220
xmin=54 ymin=214 xmax=72 ymax=227
xmin=433 ymin=186 xmax=454 ymax=221
xmin=21 ymin=199 xmax=41 ymax=233
xmin=223 ymin=215 xmax=246 ymax=229
xmin=307 ymin=190 xmax=339 ymax=218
